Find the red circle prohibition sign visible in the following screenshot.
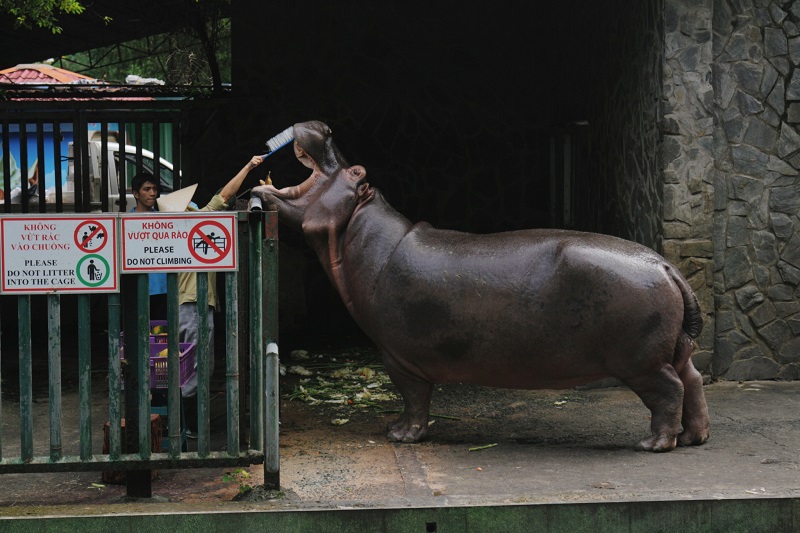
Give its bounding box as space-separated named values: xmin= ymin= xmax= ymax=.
xmin=73 ymin=220 xmax=109 ymax=253
xmin=188 ymin=220 xmax=232 ymax=264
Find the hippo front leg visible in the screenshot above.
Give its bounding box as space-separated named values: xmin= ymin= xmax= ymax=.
xmin=382 ymin=351 xmax=434 ymax=443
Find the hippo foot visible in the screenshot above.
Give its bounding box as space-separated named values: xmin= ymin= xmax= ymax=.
xmin=677 ymin=428 xmax=709 ymax=447
xmin=635 ymin=434 xmax=677 ymax=453
xmin=387 ymin=416 xmax=428 ymax=443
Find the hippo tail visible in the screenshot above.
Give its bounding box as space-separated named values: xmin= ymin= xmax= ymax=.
xmin=667 ymin=264 xmax=703 ymax=339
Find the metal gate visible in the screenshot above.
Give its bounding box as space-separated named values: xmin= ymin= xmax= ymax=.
xmin=0 ymin=103 xmax=281 ymax=493
xmin=0 ymin=210 xmax=279 ymax=492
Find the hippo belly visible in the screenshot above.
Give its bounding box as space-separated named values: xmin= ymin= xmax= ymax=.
xmin=362 ymin=227 xmax=685 ymax=389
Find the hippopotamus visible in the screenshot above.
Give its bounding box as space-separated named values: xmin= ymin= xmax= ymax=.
xmin=253 ymin=120 xmax=710 ymax=452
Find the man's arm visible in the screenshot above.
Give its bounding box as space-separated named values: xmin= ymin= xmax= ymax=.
xmin=216 ymin=155 xmax=264 ymax=205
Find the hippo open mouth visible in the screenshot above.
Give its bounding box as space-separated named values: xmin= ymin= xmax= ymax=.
xmin=262 ymin=172 xmax=319 ymax=201
xmin=255 ymin=120 xmax=351 ymax=204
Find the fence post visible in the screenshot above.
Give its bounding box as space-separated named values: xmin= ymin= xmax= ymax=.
xmin=122 ymin=273 xmax=152 ymax=498
xmin=78 ymin=294 xmax=92 ymax=460
xmin=197 ymin=272 xmax=211 ymax=457
xmin=263 ymin=212 xmax=280 ymax=489
xmin=107 ymin=293 xmax=122 ymax=459
xmin=226 ymin=270 xmax=240 ymax=456
xmin=166 ymin=273 xmax=181 ymax=457
xmin=18 ymin=295 xmax=33 ymax=462
xmin=248 ymin=210 xmax=263 ymax=451
xmin=48 ymin=294 xmax=62 ymax=462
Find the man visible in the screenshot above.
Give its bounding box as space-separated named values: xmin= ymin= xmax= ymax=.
xmin=131 ymin=173 xmax=159 ymax=212
xmin=131 ymin=173 xmax=168 ymax=307
xmin=168 ymin=155 xmax=264 ymax=434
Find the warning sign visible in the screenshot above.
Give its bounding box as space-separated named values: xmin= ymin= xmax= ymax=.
xmin=74 ymin=220 xmax=110 ymax=253
xmin=0 ymin=215 xmax=119 ymax=294
xmin=121 ymin=213 xmax=238 ymax=273
xmin=188 ymin=220 xmax=232 ymax=263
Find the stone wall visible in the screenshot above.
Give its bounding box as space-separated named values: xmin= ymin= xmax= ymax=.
xmin=661 ymin=0 xmax=717 ymax=373
xmin=710 ymin=0 xmax=800 ymax=380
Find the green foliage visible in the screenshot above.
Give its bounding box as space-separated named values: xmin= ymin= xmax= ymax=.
xmin=222 ymin=468 xmax=252 ymax=494
xmin=0 ymin=0 xmax=85 ymax=34
xmin=56 ymin=18 xmax=231 ymax=86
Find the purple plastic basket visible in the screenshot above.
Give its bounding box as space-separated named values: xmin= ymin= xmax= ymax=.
xmin=120 ymin=342 xmax=196 ymax=389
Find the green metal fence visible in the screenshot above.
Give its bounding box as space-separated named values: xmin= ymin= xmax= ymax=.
xmin=0 ymin=209 xmax=280 ymax=491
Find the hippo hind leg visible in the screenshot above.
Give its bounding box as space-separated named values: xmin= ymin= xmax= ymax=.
xmin=622 ymin=366 xmax=684 ymax=453
xmin=675 ymin=335 xmax=711 ymax=446
xmin=382 ymin=351 xmax=433 ymax=443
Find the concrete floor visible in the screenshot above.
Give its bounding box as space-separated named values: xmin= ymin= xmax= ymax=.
xmin=0 ymin=377 xmax=798 ymax=515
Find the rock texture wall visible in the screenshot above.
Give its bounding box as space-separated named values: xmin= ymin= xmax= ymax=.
xmin=662 ymin=0 xmax=717 ymax=374
xmin=710 ymin=0 xmax=800 ymax=380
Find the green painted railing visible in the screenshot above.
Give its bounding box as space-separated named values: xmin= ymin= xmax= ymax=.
xmin=0 ymin=210 xmax=279 ymax=487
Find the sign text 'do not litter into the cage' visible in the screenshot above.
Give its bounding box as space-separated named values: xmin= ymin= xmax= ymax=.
xmin=0 ymin=215 xmax=118 ymax=294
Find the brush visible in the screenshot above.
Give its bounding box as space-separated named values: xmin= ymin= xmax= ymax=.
xmin=261 ymin=127 xmax=294 ymax=161
xmin=250 ymin=127 xmax=293 ymax=211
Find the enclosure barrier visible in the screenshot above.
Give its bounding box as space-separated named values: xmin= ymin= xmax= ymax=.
xmin=0 ymin=201 xmax=280 ymax=489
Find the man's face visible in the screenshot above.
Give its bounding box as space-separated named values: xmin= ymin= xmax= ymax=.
xmin=134 ymin=181 xmax=158 ymax=210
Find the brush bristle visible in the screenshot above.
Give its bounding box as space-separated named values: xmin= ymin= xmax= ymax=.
xmin=265 ymin=127 xmax=294 ymax=153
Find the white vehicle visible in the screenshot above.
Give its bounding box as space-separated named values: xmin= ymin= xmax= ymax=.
xmin=44 ymin=141 xmax=177 ymax=212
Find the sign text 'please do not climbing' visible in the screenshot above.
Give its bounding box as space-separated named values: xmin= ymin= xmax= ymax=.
xmin=121 ymin=213 xmax=238 ymax=273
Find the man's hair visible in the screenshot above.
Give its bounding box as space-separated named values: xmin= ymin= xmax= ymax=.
xmin=131 ymin=172 xmax=157 ymax=193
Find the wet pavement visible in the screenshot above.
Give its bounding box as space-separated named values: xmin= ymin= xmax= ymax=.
xmin=0 ymin=367 xmax=798 ymax=516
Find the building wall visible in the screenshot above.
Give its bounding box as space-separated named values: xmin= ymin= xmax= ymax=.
xmin=661 ymin=0 xmax=717 ymax=374
xmin=708 ymin=0 xmax=800 ymax=380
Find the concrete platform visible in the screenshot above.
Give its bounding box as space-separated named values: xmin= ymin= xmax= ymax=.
xmin=0 ymin=359 xmax=799 ymax=531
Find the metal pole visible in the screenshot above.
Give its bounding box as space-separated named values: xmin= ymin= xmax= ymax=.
xmin=167 ymin=273 xmax=181 ymax=457
xmin=225 ymin=270 xmax=240 ymax=456
xmin=249 ymin=211 xmax=263 ymax=450
xmin=197 ymin=272 xmax=210 ymax=458
xmin=136 ymin=274 xmax=151 ymax=459
xmin=236 ymin=214 xmax=250 ymax=447
xmin=18 ymin=295 xmax=33 ymax=462
xmin=78 ymin=294 xmax=92 ymax=460
xmin=107 ymin=292 xmax=122 ymax=459
xmin=263 ymin=212 xmax=280 ymax=488
xmin=122 ymin=273 xmax=152 ymax=498
xmin=48 ymin=294 xmax=62 ymax=462
xmin=263 ymin=343 xmax=280 ymax=489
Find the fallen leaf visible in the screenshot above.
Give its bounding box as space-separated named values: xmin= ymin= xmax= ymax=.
xmin=290 ymin=349 xmax=310 ymax=360
xmin=469 ymin=443 xmax=498 ymax=452
xmin=288 ymin=366 xmax=313 ymax=376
